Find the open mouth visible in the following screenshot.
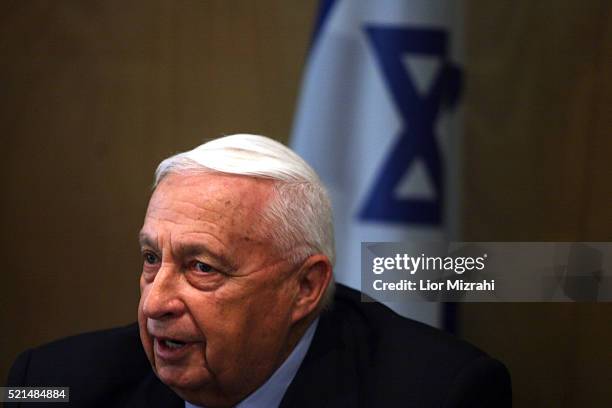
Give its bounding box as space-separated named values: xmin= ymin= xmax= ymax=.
xmin=154 ymin=337 xmax=194 ymax=357
xmin=162 ymin=339 xmax=186 ymax=349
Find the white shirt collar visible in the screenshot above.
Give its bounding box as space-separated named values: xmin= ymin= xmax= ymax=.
xmin=186 ymin=318 xmax=318 ymax=408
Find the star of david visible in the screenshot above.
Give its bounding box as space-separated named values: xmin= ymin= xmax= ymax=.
xmin=359 ymin=26 xmax=462 ymax=225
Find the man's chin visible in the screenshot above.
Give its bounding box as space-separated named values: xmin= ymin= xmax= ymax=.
xmin=154 ymin=363 xmax=211 ymax=391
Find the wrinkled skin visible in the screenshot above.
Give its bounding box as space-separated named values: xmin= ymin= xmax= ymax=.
xmin=138 ymin=172 xmax=330 ymax=407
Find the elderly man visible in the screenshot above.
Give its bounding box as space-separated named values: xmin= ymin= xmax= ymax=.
xmin=7 ymin=134 xmax=511 ymax=407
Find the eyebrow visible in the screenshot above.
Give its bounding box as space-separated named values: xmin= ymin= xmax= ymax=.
xmin=138 ymin=231 xmax=236 ymax=271
xmin=138 ymin=231 xmax=157 ymax=249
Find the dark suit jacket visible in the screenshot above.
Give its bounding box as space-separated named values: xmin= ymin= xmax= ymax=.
xmin=6 ymin=284 xmax=511 ymax=407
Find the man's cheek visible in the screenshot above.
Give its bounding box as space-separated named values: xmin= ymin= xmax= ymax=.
xmin=139 ymin=274 xmax=149 ymax=292
xmin=138 ymin=283 xmax=152 ymax=311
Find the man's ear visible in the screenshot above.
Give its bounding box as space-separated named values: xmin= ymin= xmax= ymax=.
xmin=291 ymin=254 xmax=333 ymax=323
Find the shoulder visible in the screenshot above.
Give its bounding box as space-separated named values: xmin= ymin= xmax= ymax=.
xmin=320 ymin=284 xmax=511 ymax=407
xmin=7 ymin=322 xmax=149 ymax=389
xmin=6 ymin=323 xmax=183 ymax=407
xmin=331 ymin=283 xmax=483 ymax=355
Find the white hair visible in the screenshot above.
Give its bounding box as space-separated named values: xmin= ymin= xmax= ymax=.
xmin=154 ymin=134 xmax=335 ymax=308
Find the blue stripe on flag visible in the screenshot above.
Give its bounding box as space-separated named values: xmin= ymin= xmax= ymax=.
xmin=308 ymin=0 xmax=338 ymax=52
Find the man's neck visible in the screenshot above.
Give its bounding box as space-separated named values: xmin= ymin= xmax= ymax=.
xmin=184 ymin=317 xmax=319 ymax=408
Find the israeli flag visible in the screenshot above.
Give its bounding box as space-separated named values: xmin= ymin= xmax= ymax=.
xmin=291 ymin=0 xmax=463 ymax=327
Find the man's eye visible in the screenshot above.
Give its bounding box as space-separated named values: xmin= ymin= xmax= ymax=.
xmin=143 ymin=252 xmax=159 ymax=265
xmin=194 ymin=261 xmax=214 ymax=273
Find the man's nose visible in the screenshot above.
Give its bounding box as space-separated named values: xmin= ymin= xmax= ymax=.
xmin=142 ymin=263 xmax=186 ymax=319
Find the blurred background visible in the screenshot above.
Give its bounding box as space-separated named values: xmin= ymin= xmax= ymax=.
xmin=1 ymin=1 xmax=611 ymax=407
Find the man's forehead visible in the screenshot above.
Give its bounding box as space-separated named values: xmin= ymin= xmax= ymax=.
xmin=152 ymin=172 xmax=275 ymax=208
xmin=143 ymin=172 xmax=276 ymax=245
xmin=140 ymin=173 xmax=283 ymax=268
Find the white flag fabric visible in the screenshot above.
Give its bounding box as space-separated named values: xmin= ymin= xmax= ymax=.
xmin=291 ymin=0 xmax=463 ymax=327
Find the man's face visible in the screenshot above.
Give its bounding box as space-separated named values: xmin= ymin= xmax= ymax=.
xmin=138 ymin=172 xmax=300 ymax=405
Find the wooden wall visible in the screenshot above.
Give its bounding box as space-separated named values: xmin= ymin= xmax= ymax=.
xmin=1 ymin=1 xmax=611 ymax=406
xmin=0 ymin=0 xmax=316 ymax=383
xmin=461 ymin=1 xmax=612 ymax=407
